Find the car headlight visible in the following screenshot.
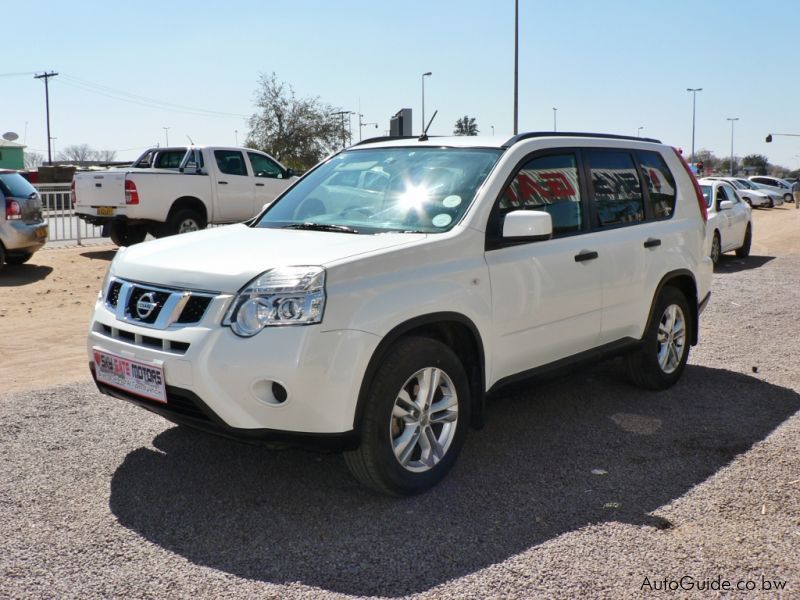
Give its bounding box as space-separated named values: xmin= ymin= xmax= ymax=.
xmin=224 ymin=266 xmax=326 ymax=337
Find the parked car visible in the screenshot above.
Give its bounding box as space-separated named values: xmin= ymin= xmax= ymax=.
xmin=0 ymin=170 xmax=48 ymax=270
xmin=73 ymin=146 xmax=297 ymax=246
xmin=749 ymin=176 xmax=794 ymax=203
xmin=88 ymin=132 xmax=712 ymax=495
xmin=698 ymin=178 xmax=752 ymax=265
xmin=704 ymin=176 xmax=773 ymax=207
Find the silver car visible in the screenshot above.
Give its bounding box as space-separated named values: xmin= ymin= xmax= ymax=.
xmin=0 ymin=171 xmax=48 ymax=270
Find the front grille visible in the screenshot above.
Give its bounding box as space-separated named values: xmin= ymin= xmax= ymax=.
xmin=94 ymin=322 xmax=190 ymax=355
xmin=105 ymin=278 xmax=217 ymax=329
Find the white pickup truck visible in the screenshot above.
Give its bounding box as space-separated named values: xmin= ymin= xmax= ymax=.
xmin=73 ymin=145 xmax=297 ymax=245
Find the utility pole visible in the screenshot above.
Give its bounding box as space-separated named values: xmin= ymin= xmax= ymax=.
xmin=163 ymin=127 xmax=170 ymax=147
xmin=34 ymin=71 xmax=59 ymax=165
xmin=332 ymin=111 xmax=353 ymax=148
xmin=513 ymin=0 xmax=519 ymax=135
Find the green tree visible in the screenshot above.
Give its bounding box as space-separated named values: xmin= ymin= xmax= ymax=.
xmin=453 ymin=115 xmax=479 ymax=136
xmin=245 ymin=73 xmax=342 ymax=171
xmin=742 ymin=154 xmax=769 ymax=175
xmin=719 ymin=157 xmax=740 ymax=175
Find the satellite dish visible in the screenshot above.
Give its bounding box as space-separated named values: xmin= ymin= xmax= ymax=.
xmin=2 ymin=132 xmax=19 ymax=141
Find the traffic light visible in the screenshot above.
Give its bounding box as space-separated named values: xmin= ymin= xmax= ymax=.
xmin=766 ymin=134 xmax=773 ymax=143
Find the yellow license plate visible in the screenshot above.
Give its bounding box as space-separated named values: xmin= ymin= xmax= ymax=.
xmin=97 ymin=206 xmax=115 ymax=216
xmin=35 ymin=225 xmax=48 ymax=240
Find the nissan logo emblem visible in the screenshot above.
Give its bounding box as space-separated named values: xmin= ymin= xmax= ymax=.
xmin=135 ymin=292 xmax=159 ymax=319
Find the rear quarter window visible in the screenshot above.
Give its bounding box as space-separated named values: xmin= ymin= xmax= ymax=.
xmin=637 ymin=150 xmax=677 ymax=218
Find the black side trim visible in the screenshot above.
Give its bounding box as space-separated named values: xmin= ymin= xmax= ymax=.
xmin=90 ymin=364 xmax=357 ymax=451
xmin=353 ymin=312 xmax=487 ymax=433
xmin=503 ymin=131 xmax=661 ymax=148
xmin=488 ymin=337 xmax=641 ymax=394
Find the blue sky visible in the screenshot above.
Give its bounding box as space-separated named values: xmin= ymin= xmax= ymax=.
xmin=3 ymin=0 xmax=799 ymax=168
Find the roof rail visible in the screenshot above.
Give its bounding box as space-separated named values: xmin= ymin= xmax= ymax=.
xmin=502 ymin=131 xmax=662 ymax=148
xmin=354 ymin=135 xmax=420 ymax=147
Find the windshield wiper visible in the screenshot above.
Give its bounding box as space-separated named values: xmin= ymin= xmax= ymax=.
xmin=281 ymin=222 xmax=359 ymax=234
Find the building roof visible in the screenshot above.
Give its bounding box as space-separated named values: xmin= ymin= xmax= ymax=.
xmin=0 ymin=139 xmax=26 ymax=149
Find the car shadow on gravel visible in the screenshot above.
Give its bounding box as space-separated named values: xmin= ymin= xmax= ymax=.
xmin=0 ymin=264 xmax=53 ymax=286
xmin=80 ymin=250 xmax=117 ymax=261
xmin=715 ymin=254 xmax=774 ymax=273
xmin=109 ymin=363 xmax=800 ymax=597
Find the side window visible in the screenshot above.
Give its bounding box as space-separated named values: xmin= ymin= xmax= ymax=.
xmin=214 ymin=150 xmax=248 ymax=176
xmin=715 ymin=184 xmax=729 ymax=209
xmin=154 ymin=149 xmax=187 ymax=169
xmin=498 ymin=153 xmax=583 ymax=236
xmin=636 ymin=150 xmax=676 ymax=218
xmin=585 ymin=150 xmax=644 ymax=227
xmin=133 ymin=150 xmax=154 ymax=168
xmin=248 ymin=152 xmax=284 ymax=179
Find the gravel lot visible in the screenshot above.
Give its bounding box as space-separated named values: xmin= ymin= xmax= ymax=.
xmin=2 ymin=211 xmax=799 ymax=599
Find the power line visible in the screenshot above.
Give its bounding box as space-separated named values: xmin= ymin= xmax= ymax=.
xmin=57 ymin=74 xmax=249 ymax=119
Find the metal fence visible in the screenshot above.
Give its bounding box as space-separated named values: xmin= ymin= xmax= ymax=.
xmin=36 ymin=184 xmax=105 ymax=243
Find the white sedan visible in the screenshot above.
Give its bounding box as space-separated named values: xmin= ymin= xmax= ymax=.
xmin=705 ymin=177 xmax=774 ymax=207
xmin=699 ymin=178 xmax=753 ymax=266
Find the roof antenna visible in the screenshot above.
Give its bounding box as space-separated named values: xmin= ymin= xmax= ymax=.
xmin=418 ymin=110 xmax=438 ymax=141
xmin=187 ymin=135 xmax=195 ymax=145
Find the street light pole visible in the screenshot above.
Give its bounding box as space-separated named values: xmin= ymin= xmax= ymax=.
xmin=552 ymin=107 xmax=557 ymax=132
xmin=727 ymin=117 xmax=739 ymax=176
xmin=687 ymin=88 xmax=702 ymax=164
xmin=163 ymin=127 xmax=170 ymax=147
xmin=421 ymin=72 xmax=432 ymax=135
xmin=637 ymin=126 xmax=644 ymax=137
xmin=513 ymin=0 xmax=519 ymax=135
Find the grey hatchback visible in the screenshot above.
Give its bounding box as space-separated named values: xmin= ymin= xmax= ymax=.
xmin=0 ymin=171 xmax=48 ymax=270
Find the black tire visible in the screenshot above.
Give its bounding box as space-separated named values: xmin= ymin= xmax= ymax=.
xmin=710 ymin=231 xmax=721 ymax=266
xmin=109 ymin=224 xmax=147 ymax=246
xmin=168 ymin=209 xmax=206 ymax=236
xmin=344 ymin=336 xmax=471 ymax=496
xmin=0 ymin=243 xmax=5 ymax=272
xmin=784 ymin=193 xmax=793 ymax=204
xmin=735 ymin=224 xmax=752 ymax=258
xmin=4 ymin=252 xmax=33 ymax=265
xmin=627 ymin=286 xmax=693 ymax=390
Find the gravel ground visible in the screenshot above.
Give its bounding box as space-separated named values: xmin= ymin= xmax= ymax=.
xmin=2 ymin=251 xmax=799 ymax=599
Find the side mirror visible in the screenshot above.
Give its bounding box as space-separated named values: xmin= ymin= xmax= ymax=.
xmin=719 ymin=200 xmax=734 ymax=210
xmin=502 ymin=210 xmax=553 ymax=241
xmin=286 ymin=168 xmax=295 ymax=178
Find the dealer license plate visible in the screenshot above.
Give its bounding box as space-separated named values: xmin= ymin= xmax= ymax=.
xmin=34 ymin=225 xmax=48 ymax=240
xmin=97 ymin=206 xmax=115 ymax=216
xmin=93 ymin=348 xmax=167 ymax=403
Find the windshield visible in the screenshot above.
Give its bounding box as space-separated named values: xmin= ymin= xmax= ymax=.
xmin=728 ymin=179 xmax=745 ymax=190
xmin=255 ymin=146 xmax=503 ymax=234
xmin=736 ymin=179 xmax=755 ymax=189
xmin=0 ymin=172 xmax=38 ymax=199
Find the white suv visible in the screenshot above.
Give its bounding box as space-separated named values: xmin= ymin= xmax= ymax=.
xmin=88 ymin=133 xmax=712 ymax=495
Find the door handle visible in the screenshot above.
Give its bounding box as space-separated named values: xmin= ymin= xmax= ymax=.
xmin=255 ymin=183 xmax=265 ymax=187
xmin=644 ymin=238 xmax=662 ymax=248
xmin=219 ymin=181 xmax=228 ymax=185
xmin=574 ymin=250 xmax=599 ymax=262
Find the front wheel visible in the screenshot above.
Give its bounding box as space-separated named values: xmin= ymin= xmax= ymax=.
xmin=344 ymin=336 xmax=470 ymax=496
xmin=627 ymin=286 xmax=693 ymax=390
xmin=735 ymin=224 xmax=752 ymax=258
xmin=710 ymin=231 xmax=721 ymax=266
xmin=4 ymin=252 xmax=33 ymax=265
xmin=109 ymin=224 xmax=147 ymax=247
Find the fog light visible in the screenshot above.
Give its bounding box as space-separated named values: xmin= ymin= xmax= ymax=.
xmin=252 ymin=379 xmax=289 ymax=406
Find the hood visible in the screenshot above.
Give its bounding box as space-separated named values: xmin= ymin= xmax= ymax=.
xmin=112 ymin=224 xmax=426 ymax=293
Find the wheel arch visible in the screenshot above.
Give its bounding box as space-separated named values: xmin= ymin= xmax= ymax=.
xmin=353 ymin=312 xmax=487 ymax=435
xmin=167 ymin=196 xmax=208 ymax=223
xmin=645 ymin=270 xmax=700 ymax=346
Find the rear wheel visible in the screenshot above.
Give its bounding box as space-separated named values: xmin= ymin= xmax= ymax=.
xmin=710 ymin=231 xmax=721 ymax=266
xmin=735 ymin=224 xmax=752 ymax=258
xmin=627 ymin=286 xmax=693 ymax=390
xmin=344 ymin=336 xmax=470 ymax=496
xmin=109 ymin=223 xmax=147 ymax=246
xmin=4 ymin=252 xmax=33 ymax=265
xmin=168 ymin=209 xmax=206 ymax=235
xmin=0 ymin=243 xmax=5 ymax=271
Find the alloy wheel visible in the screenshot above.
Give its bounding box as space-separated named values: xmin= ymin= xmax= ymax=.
xmin=656 ymin=304 xmax=686 ymax=374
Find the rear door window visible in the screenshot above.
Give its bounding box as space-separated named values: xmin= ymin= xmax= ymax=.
xmin=585 ymin=150 xmax=644 ymax=227
xmin=154 ymin=149 xmax=188 ymax=169
xmin=215 ymin=150 xmax=249 ymax=176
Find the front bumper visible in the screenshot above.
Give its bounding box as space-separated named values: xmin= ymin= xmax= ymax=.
xmin=87 ymin=294 xmax=381 ymax=438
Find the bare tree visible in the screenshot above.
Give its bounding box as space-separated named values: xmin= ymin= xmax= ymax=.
xmin=245 ymin=72 xmax=342 ymax=171
xmin=24 ymin=152 xmax=44 ymax=169
xmin=58 ymin=144 xmax=95 ymax=162
xmin=95 ymin=150 xmax=118 ymax=162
